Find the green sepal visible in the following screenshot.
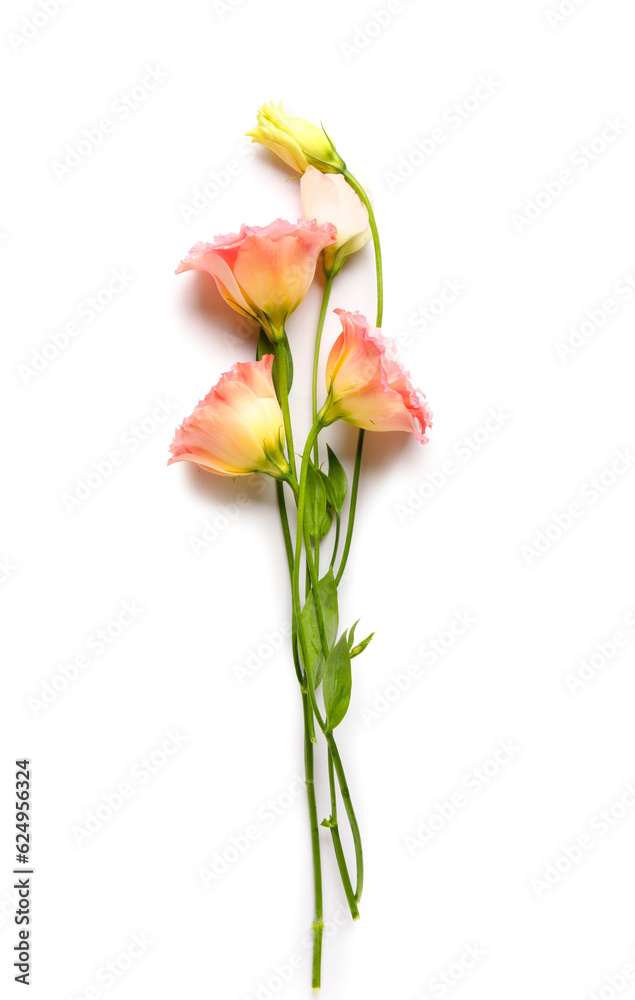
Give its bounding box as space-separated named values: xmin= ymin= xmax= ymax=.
xmin=323 ymin=628 xmax=353 ymax=730
xmin=260 ymin=329 xmax=293 ymax=395
xmin=299 ymin=569 xmax=338 ymax=688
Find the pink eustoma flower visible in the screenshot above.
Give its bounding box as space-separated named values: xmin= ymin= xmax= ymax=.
xmin=168 ymin=355 xmax=289 ymax=478
xmin=322 ymin=309 xmax=432 ymax=442
xmin=176 ymin=219 xmax=337 ymax=343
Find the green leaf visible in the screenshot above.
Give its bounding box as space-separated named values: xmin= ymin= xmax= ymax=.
xmin=326 ymin=445 xmax=347 ymax=513
xmin=319 ymin=469 xmax=338 ymax=512
xmin=299 ymin=570 xmax=338 ymax=687
xmin=323 ymin=630 xmax=352 ymax=729
xmin=305 ymin=463 xmax=332 ymax=539
xmin=347 ymin=620 xmax=359 ymax=650
xmin=350 ymin=632 xmax=375 ymax=658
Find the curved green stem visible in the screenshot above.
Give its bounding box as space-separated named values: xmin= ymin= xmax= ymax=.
xmin=333 ymin=171 xmax=383 ymax=594
xmin=327 ymin=733 xmax=364 ymax=902
xmin=342 ymin=170 xmax=383 ymax=328
xmin=326 ymin=750 xmax=359 ymax=919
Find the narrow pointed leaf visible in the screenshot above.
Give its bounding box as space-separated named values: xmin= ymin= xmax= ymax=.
xmin=323 ymin=630 xmax=352 ymax=729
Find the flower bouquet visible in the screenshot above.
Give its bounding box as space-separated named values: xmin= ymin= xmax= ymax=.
xmin=169 ymin=103 xmax=432 ymax=990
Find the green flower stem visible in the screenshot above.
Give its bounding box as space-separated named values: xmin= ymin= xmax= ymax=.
xmin=312 ymin=274 xmax=334 ymax=586
xmin=327 ymin=750 xmax=360 ymax=920
xmin=334 ymin=170 xmax=384 ymax=592
xmin=312 ymin=274 xmax=335 ymax=462
xmin=300 ymin=482 xmax=365 ymax=909
xmin=326 ymin=733 xmax=364 ymax=902
xmin=273 ymin=480 xmax=322 ymax=985
xmin=329 ymin=513 xmax=341 ymax=572
xmin=334 ymin=428 xmax=364 ymax=587
xmin=302 ymin=691 xmax=324 ymax=990
xmin=274 ymin=338 xmax=296 ymax=480
xmin=275 ymin=481 xmax=307 ymax=690
xmin=341 ymin=170 xmax=383 ymax=328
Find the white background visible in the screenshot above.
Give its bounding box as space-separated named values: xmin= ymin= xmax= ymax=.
xmin=2 ymin=0 xmax=635 ymax=997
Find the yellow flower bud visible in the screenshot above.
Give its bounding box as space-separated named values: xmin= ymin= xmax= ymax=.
xmin=246 ymin=102 xmax=345 ymax=174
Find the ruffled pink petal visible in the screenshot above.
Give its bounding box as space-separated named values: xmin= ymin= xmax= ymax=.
xmin=175 ymin=243 xmax=253 ymax=316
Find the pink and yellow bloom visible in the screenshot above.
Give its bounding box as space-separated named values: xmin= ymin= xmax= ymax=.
xmin=322 ymin=310 xmax=432 ymax=442
xmin=247 ymin=102 xmax=345 ymax=174
xmin=176 ymin=219 xmax=336 ymax=343
xmin=168 ymin=356 xmax=289 ymax=478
